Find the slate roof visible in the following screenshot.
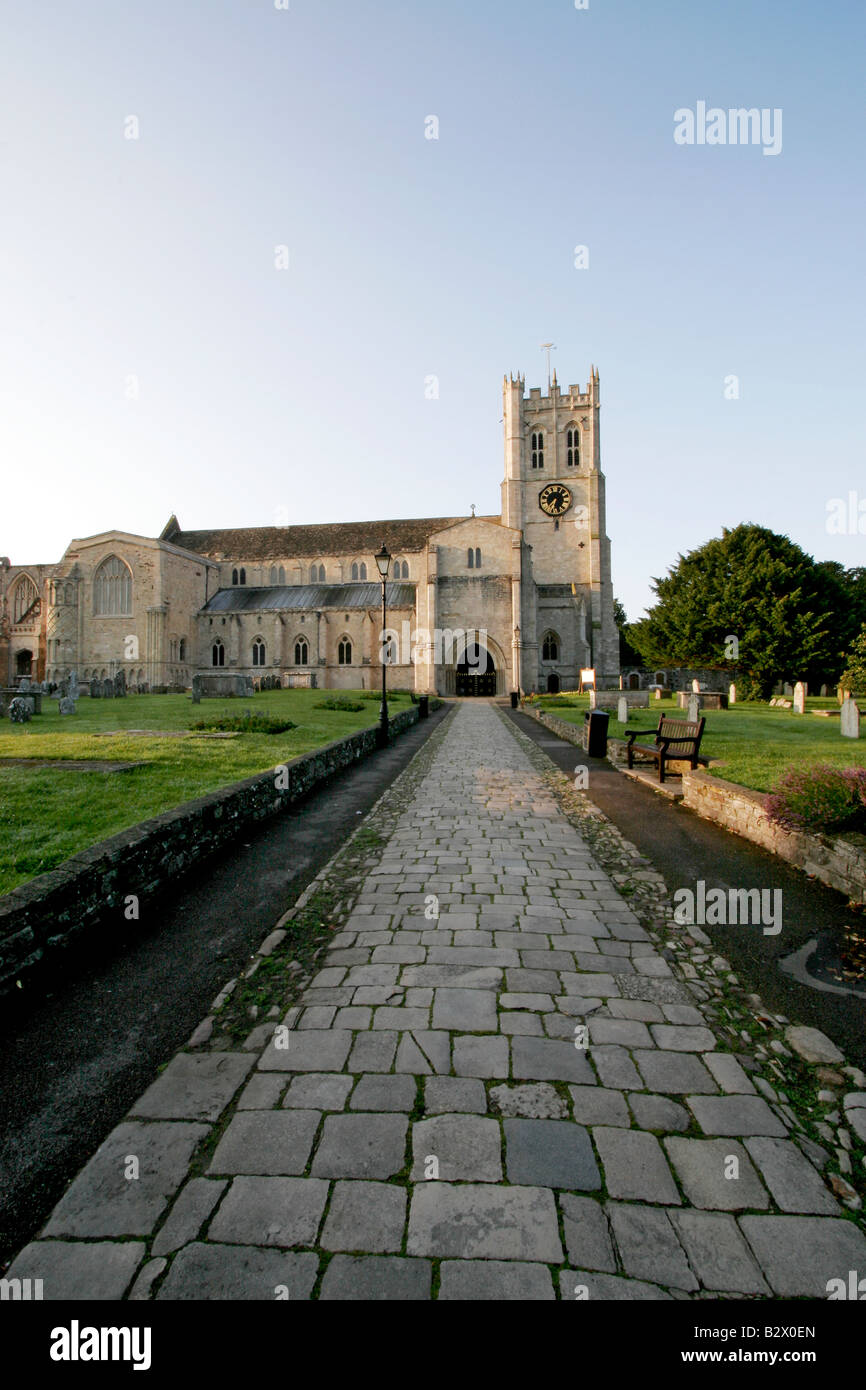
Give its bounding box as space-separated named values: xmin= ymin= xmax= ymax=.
xmin=164 ymin=516 xmax=482 ymax=561
xmin=202 ymin=582 xmax=417 ymax=613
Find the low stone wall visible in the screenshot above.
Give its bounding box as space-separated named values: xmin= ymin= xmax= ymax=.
xmin=523 ymin=707 xmax=585 ymax=747
xmin=682 ymin=768 xmax=866 ymax=905
xmin=0 ymin=706 xmax=424 ymax=996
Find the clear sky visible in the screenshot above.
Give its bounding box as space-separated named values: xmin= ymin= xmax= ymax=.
xmin=2 ymin=0 xmax=863 ymax=619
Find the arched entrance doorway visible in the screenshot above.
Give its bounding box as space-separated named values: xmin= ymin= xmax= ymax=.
xmin=547 ymin=673 xmax=560 ymax=694
xmin=16 ymin=649 xmax=33 ymax=677
xmin=628 ymin=672 xmax=640 ymax=690
xmin=456 ymin=643 xmax=496 ymax=697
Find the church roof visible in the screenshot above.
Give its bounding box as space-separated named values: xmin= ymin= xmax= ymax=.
xmin=165 ymin=517 xmax=467 ymax=560
xmin=202 ymin=582 xmax=417 ymax=613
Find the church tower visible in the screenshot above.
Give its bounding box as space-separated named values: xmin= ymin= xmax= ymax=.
xmin=501 ymin=367 xmax=619 ymax=690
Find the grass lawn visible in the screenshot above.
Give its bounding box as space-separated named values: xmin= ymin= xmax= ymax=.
xmin=0 ymin=688 xmax=415 ymax=893
xmin=528 ymin=693 xmax=866 ymax=794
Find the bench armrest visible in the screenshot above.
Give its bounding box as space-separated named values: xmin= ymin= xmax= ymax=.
xmin=626 ymin=728 xmax=659 ymax=744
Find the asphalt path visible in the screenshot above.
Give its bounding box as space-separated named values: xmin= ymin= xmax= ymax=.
xmin=507 ymin=708 xmax=866 ymax=1072
xmin=0 ymin=705 xmax=449 ymax=1265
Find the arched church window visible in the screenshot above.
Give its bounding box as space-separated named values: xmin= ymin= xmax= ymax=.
xmin=542 ymin=631 xmax=559 ymax=662
xmin=93 ymin=557 xmax=132 ymax=616
xmin=270 ymin=566 xmax=278 ymax=584
xmin=239 ymin=568 xmax=246 ymax=585
xmin=294 ymin=638 xmax=309 ymax=665
xmin=179 ymin=638 xmax=186 ymax=661
xmin=252 ymin=637 xmax=266 ymax=666
xmin=531 ymin=431 xmax=544 ymax=469
xmin=232 ymin=569 xmax=239 ymax=585
xmin=467 ymin=548 xmax=474 ymax=569
xmin=279 ymin=566 xmax=286 ymax=584
xmin=338 ymin=637 xmax=352 ymax=665
xmin=566 ymin=427 xmax=580 ymax=467
xmin=212 ymin=639 xmax=225 ymax=667
xmin=11 ymin=575 xmax=38 ymax=622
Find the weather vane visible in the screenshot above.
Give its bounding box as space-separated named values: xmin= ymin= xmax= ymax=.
xmin=470 ymin=503 xmax=476 ymax=517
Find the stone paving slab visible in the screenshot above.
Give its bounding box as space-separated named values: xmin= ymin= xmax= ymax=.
xmin=13 ymin=702 xmax=864 ymax=1300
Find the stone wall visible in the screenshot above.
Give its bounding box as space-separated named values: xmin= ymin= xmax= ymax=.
xmin=0 ymin=705 xmax=425 ymax=996
xmin=682 ymin=769 xmax=866 ymax=905
xmin=523 ymin=706 xmax=586 ymax=747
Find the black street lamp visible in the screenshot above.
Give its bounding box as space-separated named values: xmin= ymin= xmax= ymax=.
xmin=374 ymin=542 xmax=391 ymax=747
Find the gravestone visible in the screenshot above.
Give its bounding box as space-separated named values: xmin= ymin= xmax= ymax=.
xmin=68 ymin=672 xmax=79 ymax=701
xmin=59 ymin=697 xmax=76 ymax=716
xmin=841 ymin=697 xmax=860 ymax=739
xmin=820 ymin=684 xmax=828 ymax=697
xmin=783 ymin=683 xmax=794 ymax=697
xmin=729 ymin=683 xmax=736 ymax=704
xmin=9 ymin=697 xmax=30 ymax=723
xmin=19 ymin=677 xmax=31 ymax=692
xmin=114 ymin=671 xmax=126 ymax=697
xmin=102 ymin=678 xmax=114 ymax=699
xmin=691 ymin=679 xmax=700 ymax=693
xmin=793 ymin=682 xmax=806 ymax=714
xmin=654 ymin=688 xmax=662 ymax=699
xmin=687 ymin=693 xmax=700 ymax=723
xmin=40 ymin=680 xmax=49 ymax=694
xmin=90 ymin=679 xmax=101 ymax=698
xmin=617 ymin=696 xmax=629 ymax=725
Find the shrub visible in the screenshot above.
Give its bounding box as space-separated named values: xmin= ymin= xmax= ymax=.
xmin=765 ymin=763 xmax=866 ymax=834
xmin=315 ymin=696 xmax=365 ymax=712
xmin=190 ymin=711 xmax=296 ymax=734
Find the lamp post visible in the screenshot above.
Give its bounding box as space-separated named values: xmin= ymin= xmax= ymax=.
xmin=374 ymin=542 xmax=391 ymax=747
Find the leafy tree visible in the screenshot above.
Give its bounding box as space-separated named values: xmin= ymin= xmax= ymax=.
xmin=613 ymin=597 xmax=643 ymax=666
xmin=840 ymin=626 xmax=866 ymax=692
xmin=627 ymin=525 xmax=850 ymax=699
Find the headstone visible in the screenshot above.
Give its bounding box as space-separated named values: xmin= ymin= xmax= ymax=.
xmin=729 ymin=683 xmax=736 ymax=704
xmin=40 ymin=680 xmax=49 ymax=694
xmin=687 ymin=693 xmax=700 ymax=723
xmin=21 ymin=696 xmax=35 ymax=715
xmin=793 ymin=682 xmax=806 ymax=714
xmin=588 ymin=688 xmax=597 ymax=709
xmin=114 ymin=671 xmax=126 ymax=697
xmin=691 ymin=679 xmax=700 ymax=693
xmin=769 ymin=697 xmax=777 ymax=707
xmin=9 ymin=697 xmax=30 ymax=723
xmin=783 ymin=683 xmax=793 ymax=697
xmin=90 ymin=679 xmax=101 ymax=698
xmin=59 ymin=697 xmax=76 ymax=716
xmin=19 ymin=677 xmax=31 ymax=692
xmin=617 ymin=696 xmax=628 ymax=725
xmin=68 ymin=671 xmax=79 ymax=699
xmin=102 ymin=678 xmax=114 ymax=699
xmin=654 ymin=688 xmax=662 ymax=699
xmin=820 ymin=685 xmax=828 ymax=697
xmin=841 ymin=697 xmax=860 ymax=739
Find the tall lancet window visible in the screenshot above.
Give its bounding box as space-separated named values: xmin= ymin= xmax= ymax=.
xmin=531 ymin=431 xmax=544 ymax=469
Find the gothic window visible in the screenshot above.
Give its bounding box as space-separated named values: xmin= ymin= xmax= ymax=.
xmin=279 ymin=566 xmax=286 ymax=584
xmin=542 ymin=630 xmax=559 ymax=661
xmin=232 ymin=568 xmax=238 ymax=585
xmin=252 ymin=637 xmax=266 ymax=666
xmin=467 ymin=548 xmax=474 ymax=569
xmin=311 ymin=563 xmax=325 ymax=582
xmin=350 ymin=562 xmax=367 ymax=582
xmin=179 ymin=638 xmax=186 ymax=661
xmin=338 ymin=637 xmax=352 ymax=665
xmin=93 ymin=557 xmax=132 ymax=616
xmin=294 ymin=638 xmax=309 ymax=665
xmin=11 ymin=575 xmax=38 ymax=622
xmin=469 ymin=548 xmax=481 ymax=569
xmin=531 ymin=431 xmax=544 ymax=469
xmin=393 ymin=559 xmax=408 ymax=579
xmin=239 ymin=568 xmax=246 ymax=585
xmin=270 ymin=566 xmax=278 ymax=584
xmin=212 ymin=639 xmax=225 ymax=667
xmin=566 ymin=427 xmax=580 ymax=467
xmin=65 ymin=583 xmax=73 ymax=604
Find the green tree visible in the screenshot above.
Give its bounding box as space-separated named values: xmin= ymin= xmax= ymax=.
xmin=613 ymin=598 xmax=643 ymax=666
xmin=840 ymin=626 xmax=866 ymax=692
xmin=627 ymin=525 xmax=850 ymax=699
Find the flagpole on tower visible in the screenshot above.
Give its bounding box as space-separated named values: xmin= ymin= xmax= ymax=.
xmin=540 ymin=342 xmax=556 ymax=392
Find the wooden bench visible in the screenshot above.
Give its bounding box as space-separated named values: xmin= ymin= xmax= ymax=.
xmin=626 ymin=715 xmax=707 ymax=784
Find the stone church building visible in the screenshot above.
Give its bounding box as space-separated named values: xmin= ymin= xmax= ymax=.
xmin=1 ymin=368 xmax=619 ymax=696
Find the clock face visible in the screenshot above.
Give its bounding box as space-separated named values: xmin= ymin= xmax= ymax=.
xmin=539 ymin=483 xmax=572 ymax=517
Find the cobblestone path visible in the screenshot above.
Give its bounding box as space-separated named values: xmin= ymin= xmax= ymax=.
xmin=10 ymin=703 xmax=866 ymax=1300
